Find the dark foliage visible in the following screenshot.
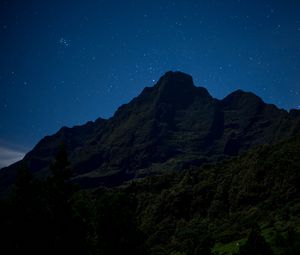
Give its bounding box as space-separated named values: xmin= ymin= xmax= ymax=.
xmin=0 ymin=146 xmax=89 ymax=254
xmin=0 ymin=134 xmax=299 ymax=254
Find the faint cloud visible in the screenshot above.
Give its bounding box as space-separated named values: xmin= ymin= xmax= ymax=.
xmin=0 ymin=146 xmax=25 ymax=169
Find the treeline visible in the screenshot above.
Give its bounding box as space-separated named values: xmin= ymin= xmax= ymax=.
xmin=1 ymin=135 xmax=300 ymax=254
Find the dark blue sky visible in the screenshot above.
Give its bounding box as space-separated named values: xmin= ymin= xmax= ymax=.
xmin=0 ymin=0 xmax=300 ymax=166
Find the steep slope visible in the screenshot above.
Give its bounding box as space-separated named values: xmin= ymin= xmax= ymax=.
xmin=1 ymin=71 xmax=300 ymax=190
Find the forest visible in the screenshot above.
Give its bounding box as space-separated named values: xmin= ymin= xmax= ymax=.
xmin=0 ymin=135 xmax=299 ymax=254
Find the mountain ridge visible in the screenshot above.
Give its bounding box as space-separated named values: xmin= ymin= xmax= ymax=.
xmin=1 ymin=71 xmax=300 ymax=193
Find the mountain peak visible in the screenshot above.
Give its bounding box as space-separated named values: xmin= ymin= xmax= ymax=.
xmin=151 ymin=71 xmax=210 ymax=105
xmin=114 ymin=71 xmax=212 ymax=119
xmin=157 ymin=71 xmax=193 ymax=84
xmin=222 ymin=89 xmax=265 ymax=108
xmin=154 ymin=71 xmax=194 ymax=92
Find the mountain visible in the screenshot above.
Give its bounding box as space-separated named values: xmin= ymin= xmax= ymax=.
xmin=1 ymin=71 xmax=300 ymax=192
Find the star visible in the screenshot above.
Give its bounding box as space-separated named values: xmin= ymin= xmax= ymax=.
xmin=59 ymin=37 xmax=71 ymax=48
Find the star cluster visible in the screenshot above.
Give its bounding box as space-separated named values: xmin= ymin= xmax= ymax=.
xmin=0 ymin=0 xmax=300 ymax=153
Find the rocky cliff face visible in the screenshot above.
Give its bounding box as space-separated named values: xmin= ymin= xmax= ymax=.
xmin=1 ymin=71 xmax=300 ymax=190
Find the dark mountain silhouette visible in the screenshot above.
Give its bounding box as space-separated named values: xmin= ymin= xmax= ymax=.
xmin=1 ymin=71 xmax=300 ymax=192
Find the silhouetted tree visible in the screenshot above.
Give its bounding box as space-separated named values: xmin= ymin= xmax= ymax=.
xmin=43 ymin=143 xmax=86 ymax=254
xmin=239 ymin=224 xmax=273 ymax=255
xmin=49 ymin=142 xmax=71 ymax=183
xmin=1 ymin=164 xmax=50 ymax=254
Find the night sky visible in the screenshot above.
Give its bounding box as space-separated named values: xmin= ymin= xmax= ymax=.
xmin=1 ymin=0 xmax=300 ymax=167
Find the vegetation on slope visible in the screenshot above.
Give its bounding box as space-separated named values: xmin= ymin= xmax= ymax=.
xmin=0 ymin=135 xmax=300 ymax=254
